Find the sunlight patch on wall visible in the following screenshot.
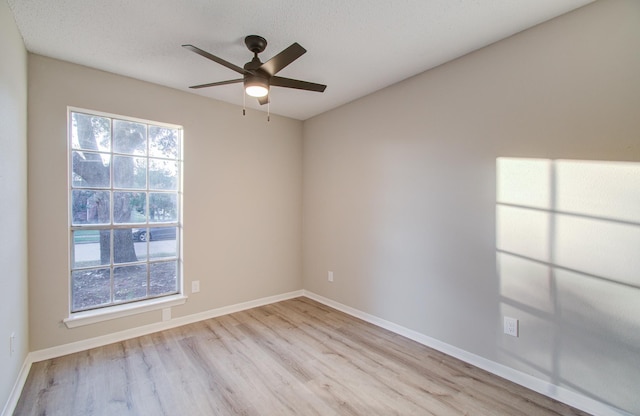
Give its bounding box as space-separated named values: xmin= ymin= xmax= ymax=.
xmin=497 ymin=205 xmax=550 ymax=262
xmin=495 ymin=157 xmax=640 ymax=412
xmin=497 ymin=157 xmax=551 ymax=209
xmin=556 ymin=160 xmax=640 ymax=223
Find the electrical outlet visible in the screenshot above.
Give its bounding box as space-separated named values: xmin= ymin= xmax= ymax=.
xmin=504 ymin=317 xmax=519 ymax=337
xmin=192 ymin=280 xmax=200 ymax=293
xmin=328 ymin=271 xmax=334 ymax=282
xmin=162 ymin=308 xmax=171 ymax=321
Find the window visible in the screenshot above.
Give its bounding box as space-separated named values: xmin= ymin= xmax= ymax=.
xmin=69 ymin=109 xmax=182 ymax=313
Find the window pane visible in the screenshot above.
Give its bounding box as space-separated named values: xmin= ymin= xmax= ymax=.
xmin=149 ymin=159 xmax=178 ymax=190
xmin=72 ymin=190 xmax=110 ymax=225
xmin=72 ymin=268 xmax=111 ymax=311
xmin=70 ymin=110 xmax=182 ymax=313
xmin=149 ymin=193 xmax=178 ymax=222
xmin=114 ymin=264 xmax=147 ymax=302
xmin=114 ymin=192 xmax=146 ymax=224
xmin=113 ymin=120 xmax=147 ymax=155
xmin=71 ymin=112 xmax=110 ymax=152
xmin=71 ymin=151 xmax=111 ymax=188
xmin=72 ymin=230 xmax=110 ymax=268
xmin=113 ymin=228 xmax=140 ymax=264
xmin=114 ymin=156 xmax=146 ymax=189
xmin=149 ymin=126 xmax=179 ymax=159
xmin=149 ymin=227 xmax=177 ymax=259
xmin=150 ymin=261 xmax=178 ymax=296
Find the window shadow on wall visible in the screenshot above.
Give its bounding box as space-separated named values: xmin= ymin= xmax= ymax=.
xmin=496 ymin=158 xmax=640 ymax=414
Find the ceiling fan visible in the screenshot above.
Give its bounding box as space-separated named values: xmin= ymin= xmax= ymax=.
xmin=182 ymin=35 xmax=327 ymax=105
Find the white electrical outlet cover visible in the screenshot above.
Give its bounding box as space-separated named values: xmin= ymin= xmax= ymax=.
xmin=504 ymin=317 xmax=519 ymax=337
xmin=162 ymin=308 xmax=171 ymax=321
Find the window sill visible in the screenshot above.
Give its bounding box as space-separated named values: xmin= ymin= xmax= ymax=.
xmin=63 ymin=294 xmax=188 ymax=328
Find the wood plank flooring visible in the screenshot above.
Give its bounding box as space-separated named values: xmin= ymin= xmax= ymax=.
xmin=14 ymin=297 xmax=590 ymax=415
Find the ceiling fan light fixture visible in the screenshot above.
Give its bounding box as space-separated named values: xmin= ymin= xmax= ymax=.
xmin=245 ymin=75 xmax=269 ymax=97
xmin=245 ymin=85 xmax=269 ymax=97
xmin=183 ymin=37 xmax=326 ymax=105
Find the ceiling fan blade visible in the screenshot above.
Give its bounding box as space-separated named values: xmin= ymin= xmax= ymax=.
xmin=259 ymin=43 xmax=306 ymax=76
xmin=258 ymin=95 xmax=270 ymax=106
xmin=188 ymin=79 xmax=243 ymax=89
xmin=182 ymin=44 xmax=250 ymax=75
xmin=271 ymin=76 xmax=327 ymax=92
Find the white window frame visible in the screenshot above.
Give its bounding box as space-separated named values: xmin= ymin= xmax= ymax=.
xmin=64 ymin=107 xmax=186 ymax=328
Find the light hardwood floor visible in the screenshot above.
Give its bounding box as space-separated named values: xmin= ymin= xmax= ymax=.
xmin=14 ymin=297 xmax=590 ymax=415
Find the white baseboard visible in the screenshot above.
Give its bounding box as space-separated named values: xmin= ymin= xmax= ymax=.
xmin=30 ymin=289 xmax=304 ymax=363
xmin=5 ymin=289 xmax=630 ymax=416
xmin=302 ymin=290 xmax=631 ymax=416
xmin=1 ymin=357 xmax=32 ymax=416
xmin=2 ymin=290 xmax=303 ymax=416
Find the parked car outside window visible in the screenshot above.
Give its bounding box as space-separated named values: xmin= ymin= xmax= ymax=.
xmin=132 ymin=227 xmax=177 ymax=242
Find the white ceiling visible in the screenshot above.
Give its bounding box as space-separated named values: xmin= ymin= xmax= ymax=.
xmin=8 ymin=0 xmax=594 ymax=120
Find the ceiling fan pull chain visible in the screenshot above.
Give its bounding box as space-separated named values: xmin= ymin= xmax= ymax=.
xmin=243 ymin=92 xmax=246 ymax=116
xmin=267 ymin=101 xmax=270 ymax=122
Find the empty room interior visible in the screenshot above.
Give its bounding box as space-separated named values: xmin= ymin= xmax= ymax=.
xmin=1 ymin=0 xmax=639 ymax=415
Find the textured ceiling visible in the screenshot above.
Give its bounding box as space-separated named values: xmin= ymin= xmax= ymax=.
xmin=7 ymin=0 xmax=594 ymax=120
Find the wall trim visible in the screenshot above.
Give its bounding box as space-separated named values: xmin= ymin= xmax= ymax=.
xmin=2 ymin=290 xmax=303 ymax=416
xmin=30 ymin=290 xmax=304 ymax=363
xmin=63 ymin=294 xmax=188 ymax=328
xmin=302 ymin=290 xmax=631 ymax=416
xmin=1 ymin=357 xmax=32 ymax=416
xmin=5 ymin=289 xmax=630 ymax=416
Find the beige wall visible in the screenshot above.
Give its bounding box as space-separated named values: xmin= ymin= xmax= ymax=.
xmin=0 ymin=0 xmax=29 ymax=410
xmin=27 ymin=55 xmax=303 ymax=350
xmin=11 ymin=0 xmax=640 ymax=414
xmin=303 ymin=0 xmax=640 ymax=414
